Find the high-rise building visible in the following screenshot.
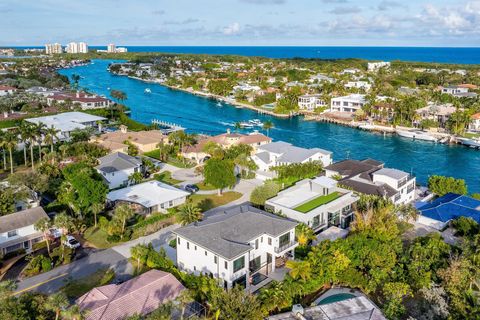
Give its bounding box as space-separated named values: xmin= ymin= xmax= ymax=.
xmin=107 ymin=43 xmax=116 ymax=53
xmin=66 ymin=42 xmax=88 ymax=54
xmin=116 ymin=47 xmax=128 ymax=53
xmin=45 ymin=43 xmax=63 ymax=54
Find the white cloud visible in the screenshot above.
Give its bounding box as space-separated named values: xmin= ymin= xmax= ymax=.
xmin=223 ymin=22 xmax=241 ymax=35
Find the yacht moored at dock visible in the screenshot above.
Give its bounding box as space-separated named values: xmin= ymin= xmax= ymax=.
xmin=457 ymin=137 xmax=480 ymax=149
xmin=396 ymin=129 xmax=438 ymax=142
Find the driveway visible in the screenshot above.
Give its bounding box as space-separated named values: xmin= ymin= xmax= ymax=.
xmin=14 ymin=224 xmax=179 ymax=295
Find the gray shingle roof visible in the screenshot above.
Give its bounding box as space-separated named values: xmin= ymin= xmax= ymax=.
xmin=96 ymin=152 xmax=142 ymax=173
xmin=174 ymin=205 xmax=298 ymax=260
xmin=260 ymin=142 xmax=331 ymax=163
xmin=0 ymin=207 xmax=49 ymax=233
xmin=374 ymin=168 xmax=408 ymax=180
xmin=340 ymin=179 xmax=398 ymax=198
xmin=325 ymin=159 xmax=383 ymax=178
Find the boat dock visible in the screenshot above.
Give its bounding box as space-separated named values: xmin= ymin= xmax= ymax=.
xmin=151 ymin=119 xmax=184 ymax=134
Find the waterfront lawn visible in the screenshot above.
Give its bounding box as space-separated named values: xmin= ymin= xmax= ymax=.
xmin=154 ymin=171 xmax=182 ymax=185
xmin=61 ymin=268 xmax=115 ymax=299
xmin=189 ymin=192 xmax=242 ymax=211
xmin=294 ymin=192 xmax=341 ymax=213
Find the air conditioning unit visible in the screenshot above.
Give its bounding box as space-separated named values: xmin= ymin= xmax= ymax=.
xmin=292 ymin=304 xmax=304 ymax=316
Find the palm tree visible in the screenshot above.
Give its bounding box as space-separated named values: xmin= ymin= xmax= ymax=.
xmin=35 ymin=122 xmax=47 ymax=163
xmin=54 ymin=212 xmax=74 ymax=236
xmin=176 ymin=203 xmax=203 ymax=226
xmin=44 ymin=126 xmax=60 ymax=163
xmin=45 ymin=292 xmax=69 ymax=320
xmin=62 ymin=305 xmax=84 ymax=320
xmin=176 ymin=289 xmax=194 ymax=320
xmin=128 ymin=171 xmax=143 ymax=185
xmin=234 ymin=122 xmax=242 ymax=132
xmin=71 ymin=74 xmax=81 ymax=90
xmin=114 ymin=204 xmax=135 ymax=237
xmin=0 ymin=131 xmax=7 ymax=171
xmin=90 ymin=202 xmax=104 ymax=228
xmin=263 ymin=120 xmax=274 ymax=137
xmin=295 ymin=223 xmax=315 ymax=247
xmin=3 ymin=131 xmax=17 ymax=174
xmin=18 ymin=122 xmax=31 ymax=166
xmin=285 ymin=260 xmax=311 ymax=281
xmin=34 ymin=217 xmax=52 ymax=254
xmin=22 ymin=123 xmax=37 ymax=170
xmin=110 ymin=89 xmax=127 ymax=105
xmin=130 ymin=244 xmax=150 ymax=270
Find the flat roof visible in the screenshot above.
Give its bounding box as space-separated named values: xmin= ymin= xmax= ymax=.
xmin=107 ymin=180 xmax=189 ymax=208
xmin=26 ymin=112 xmax=106 ymax=132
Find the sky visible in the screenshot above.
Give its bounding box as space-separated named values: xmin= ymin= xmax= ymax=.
xmin=1 ymin=0 xmax=480 ymax=47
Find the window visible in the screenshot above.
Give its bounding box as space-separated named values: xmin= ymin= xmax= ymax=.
xmin=187 ymin=242 xmax=190 ymax=249
xmin=177 ymin=237 xmax=181 ymax=245
xmin=205 ymin=251 xmax=208 ymax=256
xmin=214 ymin=256 xmax=217 ymax=264
xmin=255 ymin=239 xmax=259 ymax=249
xmin=268 ymin=237 xmax=272 ymax=245
xmin=169 ymin=201 xmax=173 ymax=206
xmin=193 ymin=266 xmax=196 ymax=271
xmin=224 ymin=261 xmax=228 ymax=269
xmin=160 ymin=203 xmax=165 ymax=209
xmin=279 ymin=233 xmax=290 ymax=247
xmin=261 ymin=236 xmax=263 ymax=243
xmin=233 ymin=256 xmax=245 ymax=273
xmin=194 ymin=245 xmax=197 ymax=250
xmin=7 ymin=230 xmax=17 ymax=238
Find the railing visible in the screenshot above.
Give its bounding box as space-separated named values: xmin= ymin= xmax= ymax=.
xmin=398 ymin=175 xmax=414 ymax=188
xmin=274 ymin=241 xmax=298 ymax=254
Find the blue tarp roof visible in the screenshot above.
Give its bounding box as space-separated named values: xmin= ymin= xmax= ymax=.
xmin=417 ymin=193 xmax=480 ymax=223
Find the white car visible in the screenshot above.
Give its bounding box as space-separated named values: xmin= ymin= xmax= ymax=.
xmin=49 ymin=228 xmax=63 ymax=239
xmin=63 ymin=235 xmax=80 ymax=249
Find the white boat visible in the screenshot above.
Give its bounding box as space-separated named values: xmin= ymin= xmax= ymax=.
xmin=248 ymin=119 xmax=263 ymax=126
xmin=239 ymin=122 xmax=255 ymax=128
xmin=396 ymin=129 xmax=438 ymax=142
xmin=359 ymin=123 xmax=375 ymax=130
xmin=457 ymin=137 xmax=480 ymax=149
xmin=216 ymin=102 xmax=222 ymax=107
xmin=144 ymin=88 xmax=151 ymax=94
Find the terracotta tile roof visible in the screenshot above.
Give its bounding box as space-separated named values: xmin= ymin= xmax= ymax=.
xmin=0 ymin=85 xmax=17 ymax=91
xmin=49 ymin=92 xmax=110 ymax=103
xmin=458 ymin=84 xmax=478 ymax=89
xmin=77 ymin=269 xmax=185 ymax=320
xmin=183 ymin=132 xmax=271 ymax=154
xmin=472 ymin=113 xmax=480 ymax=120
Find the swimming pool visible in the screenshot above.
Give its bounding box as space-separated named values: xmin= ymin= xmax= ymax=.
xmin=318 ymin=293 xmax=356 ymax=305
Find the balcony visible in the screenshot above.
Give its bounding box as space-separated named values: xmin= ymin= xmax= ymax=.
xmin=397 ymin=175 xmax=414 ymax=188
xmin=274 ymin=240 xmax=298 ymax=254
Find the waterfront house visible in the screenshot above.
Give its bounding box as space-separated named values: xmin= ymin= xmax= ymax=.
xmin=46 ymin=91 xmax=112 ymax=109
xmin=441 ymin=85 xmax=478 ymax=98
xmin=182 ymin=130 xmax=271 ymax=163
xmin=325 ymin=159 xmax=416 ymax=205
xmin=174 ymin=205 xmax=298 ymax=291
xmin=95 ymin=152 xmax=143 ymax=190
xmin=0 ymin=207 xmax=49 ymax=256
xmin=265 ymin=176 xmax=358 ymax=232
xmin=415 ymin=103 xmax=459 ymax=128
xmin=308 ymin=73 xmax=336 ymax=84
xmin=330 ymin=94 xmax=366 ymax=113
xmin=107 ymin=180 xmax=189 ymax=214
xmin=91 ymin=126 xmax=169 ymax=154
xmin=77 ymin=269 xmax=185 ymax=320
xmin=26 ymin=112 xmax=106 ymax=142
xmin=298 ymin=94 xmax=327 ymax=112
xmin=367 ymin=61 xmax=391 ymax=71
xmin=252 ymin=141 xmax=332 ymax=180
xmin=469 ymin=113 xmax=480 ymax=132
xmin=416 ymin=193 xmax=480 ymax=230
xmin=0 ymin=85 xmax=17 ymax=96
xmin=340 ymin=68 xmax=360 ymax=75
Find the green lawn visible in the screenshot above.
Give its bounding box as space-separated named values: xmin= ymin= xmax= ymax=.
xmin=189 ymin=192 xmax=242 ymax=211
xmin=143 ymin=149 xmax=194 ymax=169
xmin=83 ymin=227 xmax=118 ymax=249
xmin=196 ymin=181 xmax=217 ymax=191
xmin=294 ymin=192 xmax=341 ymax=213
xmin=61 ymin=268 xmax=115 ymax=299
xmin=154 ymin=171 xmax=182 ymax=185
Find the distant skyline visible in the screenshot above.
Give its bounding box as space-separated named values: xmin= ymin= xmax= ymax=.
xmin=1 ymin=0 xmax=480 ymax=47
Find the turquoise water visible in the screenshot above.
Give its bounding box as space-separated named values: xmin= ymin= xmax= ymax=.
xmin=59 ymin=60 xmax=480 ymax=191
xmin=318 ymin=293 xmax=356 ymax=305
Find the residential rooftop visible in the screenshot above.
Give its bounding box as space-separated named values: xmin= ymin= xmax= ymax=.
xmin=417 ymin=193 xmax=480 ymax=223
xmin=0 ymin=207 xmax=48 ymax=233
xmin=174 ymin=205 xmax=298 ymax=260
xmin=95 ymin=152 xmax=141 ymax=173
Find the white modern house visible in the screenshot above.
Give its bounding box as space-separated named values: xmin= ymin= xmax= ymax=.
xmin=107 ymin=180 xmax=189 ymax=215
xmin=95 ymin=152 xmax=143 ymax=189
xmin=367 ymin=61 xmax=391 ymax=71
xmin=308 ymin=74 xmax=336 ymax=84
xmin=469 ymin=113 xmax=480 ymax=132
xmin=252 ymin=141 xmax=332 ymax=180
xmin=298 ymin=94 xmax=327 ymax=112
xmin=0 ymin=207 xmax=49 ymax=256
xmin=266 ymin=176 xmax=358 ymax=232
xmin=345 ymin=81 xmax=372 ymax=91
xmin=174 ymin=205 xmax=298 ymax=290
xmin=0 ymin=85 xmax=17 ymax=96
xmin=325 ymin=159 xmax=416 ymax=205
xmin=330 ymin=94 xmax=366 ymax=113
xmin=26 ymin=112 xmax=106 ymax=141
xmin=441 ymin=85 xmax=478 ymax=98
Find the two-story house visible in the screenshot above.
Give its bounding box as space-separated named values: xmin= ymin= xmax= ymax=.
xmin=0 ymin=207 xmax=49 ymax=256
xmin=265 ymin=176 xmax=358 ymax=232
xmin=174 ymin=205 xmax=298 ymax=291
xmin=95 ymin=152 xmax=143 ymax=189
xmin=298 ymin=94 xmax=327 ymax=112
xmin=325 ymin=159 xmax=416 ymax=205
xmin=252 ymin=141 xmax=332 ymax=180
xmin=330 ymin=94 xmax=366 ymax=113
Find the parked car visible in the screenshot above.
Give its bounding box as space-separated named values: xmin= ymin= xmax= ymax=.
xmin=63 ymin=235 xmax=80 ymax=249
xmin=184 ymin=184 xmax=199 ymax=193
xmin=49 ymin=228 xmax=63 ymax=239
